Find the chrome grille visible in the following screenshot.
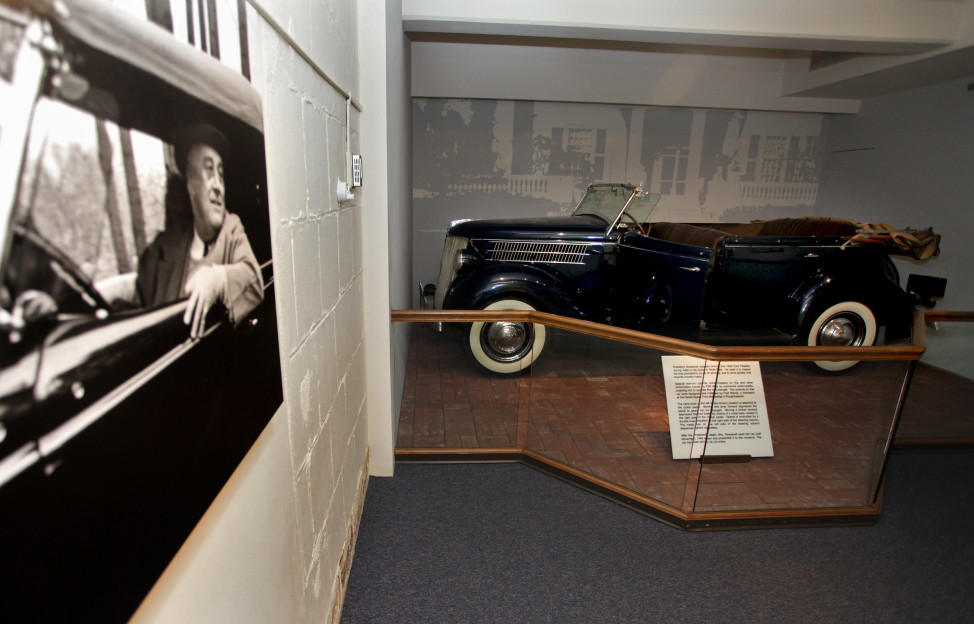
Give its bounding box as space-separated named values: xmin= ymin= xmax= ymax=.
xmin=487 ymin=241 xmax=589 ymax=264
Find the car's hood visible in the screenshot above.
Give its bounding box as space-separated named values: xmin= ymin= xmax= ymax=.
xmin=448 ymin=215 xmax=608 ymax=240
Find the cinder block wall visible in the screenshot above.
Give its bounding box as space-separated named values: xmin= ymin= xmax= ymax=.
xmin=255 ymin=0 xmax=369 ymax=617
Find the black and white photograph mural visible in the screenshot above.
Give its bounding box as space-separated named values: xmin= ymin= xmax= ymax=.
xmin=0 ymin=0 xmax=281 ymax=620
xmin=413 ymin=98 xmax=827 ymax=291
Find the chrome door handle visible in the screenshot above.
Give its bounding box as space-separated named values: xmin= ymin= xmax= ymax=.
xmin=679 ymin=266 xmax=701 ymax=272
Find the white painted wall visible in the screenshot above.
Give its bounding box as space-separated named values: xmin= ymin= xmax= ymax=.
xmin=131 ymin=0 xmax=378 ymax=620
xmin=411 ymin=41 xmax=860 ymax=114
xmin=819 ymin=75 xmax=974 ymax=378
xmin=406 ymin=0 xmax=974 ymax=110
xmin=403 ymin=0 xmax=964 ymax=51
xmin=783 ymin=8 xmax=974 ymax=99
xmin=358 ymin=0 xmax=410 ymax=478
xmin=383 ymin=0 xmax=415 ymax=436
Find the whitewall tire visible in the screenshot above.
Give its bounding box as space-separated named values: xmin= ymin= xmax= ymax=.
xmin=468 ymin=299 xmax=546 ymax=375
xmin=806 ymin=301 xmax=877 ymax=372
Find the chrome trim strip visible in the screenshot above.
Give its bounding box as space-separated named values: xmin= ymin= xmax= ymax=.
xmin=478 ymin=239 xmax=611 ymax=248
xmin=616 ymin=242 xmax=711 ymax=259
xmin=605 ymin=188 xmax=639 ymax=238
xmin=0 ymin=442 xmax=42 ymax=489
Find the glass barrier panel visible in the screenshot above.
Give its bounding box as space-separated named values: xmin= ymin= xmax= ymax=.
xmin=692 ymin=359 xmax=913 ymax=513
xmin=898 ymin=322 xmax=974 ymax=443
xmin=523 ymin=329 xmax=696 ymax=511
xmin=394 ymin=313 xmax=929 ymax=520
xmin=396 ymin=321 xmax=523 ymax=450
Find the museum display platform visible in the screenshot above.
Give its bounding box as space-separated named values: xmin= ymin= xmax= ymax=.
xmin=391 ymin=310 xmax=973 ymax=530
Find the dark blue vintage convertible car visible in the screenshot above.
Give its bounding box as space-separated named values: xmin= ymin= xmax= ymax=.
xmin=432 ymin=183 xmax=943 ymax=374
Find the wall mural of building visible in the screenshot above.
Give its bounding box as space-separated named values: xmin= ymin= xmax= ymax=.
xmin=413 ymin=98 xmax=829 ymax=293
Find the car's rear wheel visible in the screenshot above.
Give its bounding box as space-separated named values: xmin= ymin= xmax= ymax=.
xmin=805 ymin=301 xmax=877 ymax=372
xmin=467 ymin=299 xmax=546 ymax=375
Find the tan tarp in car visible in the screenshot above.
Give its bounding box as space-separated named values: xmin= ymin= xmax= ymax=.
xmin=839 ymin=221 xmax=941 ymax=261
xmin=758 ymin=217 xmax=941 ymax=261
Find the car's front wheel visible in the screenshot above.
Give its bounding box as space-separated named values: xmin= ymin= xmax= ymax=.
xmin=467 ymin=299 xmax=546 ymax=375
xmin=805 ymin=301 xmax=877 ymax=372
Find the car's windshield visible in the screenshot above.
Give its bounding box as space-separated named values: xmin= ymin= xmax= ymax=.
xmin=4 ymin=95 xmax=171 ymax=313
xmin=572 ymin=185 xmax=661 ymax=225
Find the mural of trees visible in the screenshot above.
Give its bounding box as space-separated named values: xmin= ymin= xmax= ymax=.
xmin=413 ymin=99 xmax=504 ymax=195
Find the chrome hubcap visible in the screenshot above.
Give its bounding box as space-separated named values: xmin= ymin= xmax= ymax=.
xmin=819 ymin=314 xmax=865 ymax=347
xmin=483 ymin=321 xmax=532 ymax=362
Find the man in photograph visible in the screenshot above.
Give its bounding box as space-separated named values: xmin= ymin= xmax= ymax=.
xmin=136 ymin=123 xmax=263 ymax=338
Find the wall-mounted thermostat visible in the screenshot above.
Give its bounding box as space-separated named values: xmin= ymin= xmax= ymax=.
xmin=351 ymin=154 xmax=363 ymax=187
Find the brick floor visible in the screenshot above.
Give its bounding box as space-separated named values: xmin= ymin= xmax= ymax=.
xmin=397 ymin=323 xmax=974 ymax=513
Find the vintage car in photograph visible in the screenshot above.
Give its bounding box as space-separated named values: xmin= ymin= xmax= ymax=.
xmin=431 ymin=183 xmax=944 ymax=375
xmin=0 ymin=0 xmax=281 ymax=620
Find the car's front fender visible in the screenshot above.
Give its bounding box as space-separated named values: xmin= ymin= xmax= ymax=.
xmin=442 ymin=263 xmax=592 ymax=320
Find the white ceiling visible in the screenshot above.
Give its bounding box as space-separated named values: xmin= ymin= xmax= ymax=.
xmin=403 ymin=0 xmax=974 ymax=113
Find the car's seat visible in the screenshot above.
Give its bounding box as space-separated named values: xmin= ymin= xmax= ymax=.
xmin=649 ymin=222 xmax=727 ymax=249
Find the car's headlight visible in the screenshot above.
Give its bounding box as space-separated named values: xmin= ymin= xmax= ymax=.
xmin=454 ymin=249 xmax=479 ymax=275
xmin=434 ymin=235 xmax=469 ymax=309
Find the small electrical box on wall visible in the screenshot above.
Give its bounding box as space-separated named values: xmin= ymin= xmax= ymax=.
xmin=351 ymin=154 xmax=363 ymax=187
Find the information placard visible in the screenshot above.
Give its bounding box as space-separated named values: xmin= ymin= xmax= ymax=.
xmin=662 ymin=356 xmax=773 ymax=460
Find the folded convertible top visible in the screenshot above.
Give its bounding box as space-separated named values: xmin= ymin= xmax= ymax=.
xmin=752 ymin=217 xmax=940 ymax=261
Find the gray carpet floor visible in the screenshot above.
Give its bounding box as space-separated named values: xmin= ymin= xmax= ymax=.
xmin=341 ymin=452 xmax=974 ymax=623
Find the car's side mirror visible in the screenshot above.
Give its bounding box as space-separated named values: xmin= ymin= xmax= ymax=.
xmin=2 ymin=290 xmax=59 ymax=344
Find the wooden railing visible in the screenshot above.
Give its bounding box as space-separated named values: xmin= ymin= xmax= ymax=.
xmin=391 ymin=308 xmax=931 ymax=362
xmin=924 ymin=311 xmax=974 ymax=323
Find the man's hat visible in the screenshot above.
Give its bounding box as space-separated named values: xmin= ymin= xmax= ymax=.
xmin=173 ymin=123 xmax=230 ymax=175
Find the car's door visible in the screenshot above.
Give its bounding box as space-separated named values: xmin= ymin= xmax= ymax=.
xmin=0 ymin=221 xmax=199 ymax=471
xmin=707 ymin=237 xmax=835 ymax=328
xmin=614 ymin=233 xmax=712 ymax=340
